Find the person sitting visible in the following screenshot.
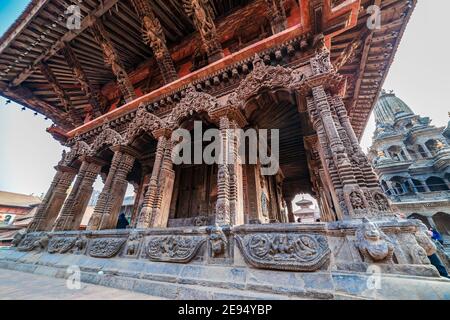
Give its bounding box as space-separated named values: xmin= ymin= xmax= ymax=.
xmin=116 ymin=213 xmax=129 ymax=229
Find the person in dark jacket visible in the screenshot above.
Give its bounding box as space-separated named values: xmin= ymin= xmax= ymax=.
xmin=430 ymin=228 xmax=444 ymax=245
xmin=116 ymin=213 xmax=129 ymax=229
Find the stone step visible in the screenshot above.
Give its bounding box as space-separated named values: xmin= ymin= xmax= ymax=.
xmin=1 ymin=249 xmax=449 ymax=300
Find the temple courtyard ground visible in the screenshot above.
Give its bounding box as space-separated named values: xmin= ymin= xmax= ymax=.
xmin=0 ymin=269 xmax=163 ymax=300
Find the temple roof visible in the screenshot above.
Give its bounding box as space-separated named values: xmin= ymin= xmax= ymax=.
xmin=0 ymin=191 xmax=41 ymax=208
xmin=0 ymin=0 xmax=417 ymax=140
xmin=374 ymin=90 xmax=414 ymax=125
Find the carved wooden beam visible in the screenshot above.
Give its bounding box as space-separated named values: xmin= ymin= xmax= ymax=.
xmin=350 ymin=0 xmax=382 ymax=113
xmin=309 ymin=0 xmax=324 ymax=35
xmin=182 ymin=0 xmax=223 ymax=63
xmin=131 ymin=0 xmax=178 ymax=84
xmin=0 ymin=80 xmax=74 ymax=130
xmin=9 ymin=0 xmax=120 ymax=88
xmin=38 ymin=62 xmax=83 ymax=126
xmin=61 ymin=43 xmax=106 ymax=117
xmin=90 ymin=20 xmax=136 ymax=103
xmin=265 ymin=0 xmax=288 ymax=34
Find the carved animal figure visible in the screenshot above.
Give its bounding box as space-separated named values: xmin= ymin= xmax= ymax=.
xmin=355 ymin=221 xmax=394 ymax=263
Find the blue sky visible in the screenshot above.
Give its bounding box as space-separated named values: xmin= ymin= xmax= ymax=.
xmin=0 ymin=0 xmax=449 ymax=197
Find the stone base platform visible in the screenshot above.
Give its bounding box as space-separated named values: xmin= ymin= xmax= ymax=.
xmin=4 ymin=219 xmax=450 ymax=299
xmin=1 ymin=248 xmax=449 ymax=300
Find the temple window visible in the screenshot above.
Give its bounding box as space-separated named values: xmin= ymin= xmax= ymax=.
xmin=425 ymin=139 xmax=440 ymax=156
xmin=406 ymin=148 xmax=418 ymax=160
xmin=425 ymin=176 xmax=450 ymax=192
xmin=417 ymin=145 xmax=429 ymax=158
xmin=390 ymin=176 xmax=407 ymax=195
xmin=387 ymin=145 xmax=404 ymax=161
xmin=411 ymin=179 xmax=426 ymax=193
xmin=381 ymin=180 xmax=392 ymax=195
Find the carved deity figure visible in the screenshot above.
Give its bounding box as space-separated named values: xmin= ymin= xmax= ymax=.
xmin=126 ymin=231 xmax=142 ymax=256
xmin=74 ymin=237 xmax=86 ymax=254
xmin=350 ymin=191 xmax=365 ymax=210
xmin=190 ymin=0 xmax=214 ymax=39
xmin=355 ymin=220 xmax=394 ymax=263
xmin=208 ymin=226 xmax=228 ymax=258
xmin=374 ymin=193 xmax=390 ymax=212
xmin=142 ymin=16 xmax=165 ymax=59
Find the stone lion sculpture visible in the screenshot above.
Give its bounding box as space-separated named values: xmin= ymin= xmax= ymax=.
xmin=355 ymin=220 xmax=394 ymax=263
xmin=413 ymin=221 xmax=436 ymax=257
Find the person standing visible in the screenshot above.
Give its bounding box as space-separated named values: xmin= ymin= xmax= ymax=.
xmin=116 ymin=213 xmax=130 ymax=229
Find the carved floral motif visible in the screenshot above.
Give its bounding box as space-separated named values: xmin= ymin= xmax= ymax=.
xmin=236 ymin=233 xmax=330 ymax=271
xmin=145 ymin=235 xmax=206 ymax=263
xmin=167 ymin=85 xmax=218 ymax=129
xmin=17 ymin=234 xmax=49 ymax=252
xmin=228 ymin=54 xmax=304 ymax=108
xmin=89 ymin=237 xmax=127 ymax=258
xmin=61 ymin=138 xmax=91 ymax=166
xmin=47 ymin=237 xmax=77 ymax=254
xmin=124 ymin=104 xmax=165 ymax=144
xmin=89 ymin=124 xmax=124 ymax=156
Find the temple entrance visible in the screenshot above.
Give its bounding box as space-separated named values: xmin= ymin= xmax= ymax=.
xmin=241 ymin=89 xmax=314 ymax=224
xmin=168 ymin=116 xmax=219 ymax=227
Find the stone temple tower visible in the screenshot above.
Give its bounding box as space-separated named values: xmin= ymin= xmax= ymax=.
xmin=368 ymin=90 xmax=450 ymax=260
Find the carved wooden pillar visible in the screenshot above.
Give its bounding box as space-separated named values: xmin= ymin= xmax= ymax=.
xmin=87 ymin=147 xmax=135 ymax=230
xmin=151 ymin=135 xmax=175 ymax=228
xmin=91 ymin=20 xmax=136 ymax=103
xmin=137 ymin=135 xmax=167 ymax=228
xmin=285 ymin=197 xmax=295 ymax=223
xmin=332 ymin=95 xmax=380 ymax=188
xmin=53 ymin=158 xmax=103 ymax=231
xmin=61 ymin=43 xmax=106 ymax=117
xmin=183 ymin=0 xmax=224 ymax=63
xmin=215 ymin=116 xmax=231 ymax=225
xmin=131 ymin=0 xmax=178 ymax=84
xmin=27 ymin=165 xmax=77 ymax=232
xmin=39 ymin=62 xmax=83 ymax=126
xmin=306 ymin=83 xmax=394 ymax=219
xmin=265 ymin=0 xmax=288 ymax=34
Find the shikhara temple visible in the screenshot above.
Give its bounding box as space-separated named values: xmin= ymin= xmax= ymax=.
xmin=368 ymin=90 xmax=450 ymax=266
xmin=1 ymin=0 xmax=449 ymax=299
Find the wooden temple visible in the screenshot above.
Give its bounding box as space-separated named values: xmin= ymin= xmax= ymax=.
xmin=3 ymin=0 xmax=446 ymax=300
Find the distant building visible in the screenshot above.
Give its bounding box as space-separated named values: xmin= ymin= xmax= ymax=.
xmin=0 ymin=191 xmax=41 ymax=246
xmin=293 ymin=198 xmax=320 ymax=223
xmin=120 ymin=195 xmax=135 ymax=223
xmin=368 ymin=91 xmax=450 ymax=252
